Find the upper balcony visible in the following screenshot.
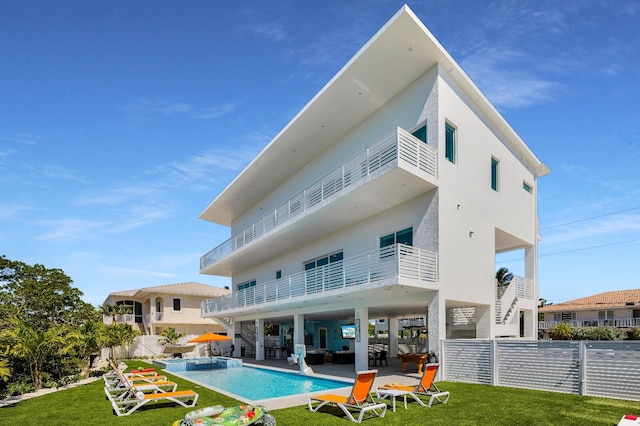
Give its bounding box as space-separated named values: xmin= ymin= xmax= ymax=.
xmin=201 ymin=243 xmax=438 ymax=317
xmin=200 ymin=127 xmax=438 ymax=275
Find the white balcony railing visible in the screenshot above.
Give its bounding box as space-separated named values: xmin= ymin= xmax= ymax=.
xmin=495 ymin=275 xmax=534 ymax=324
xmin=200 ymin=127 xmax=437 ymax=271
xmin=539 ymin=318 xmax=640 ymax=329
xmin=143 ymin=312 xmax=164 ymax=323
xmin=201 ymin=244 xmax=438 ymax=316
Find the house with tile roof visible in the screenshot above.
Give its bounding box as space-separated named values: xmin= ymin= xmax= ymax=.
xmin=539 ymin=289 xmax=640 ymax=333
xmin=103 ymin=282 xmax=229 ymax=336
xmin=197 ymin=5 xmax=549 ymax=372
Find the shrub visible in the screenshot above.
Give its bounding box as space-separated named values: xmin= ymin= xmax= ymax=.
xmin=550 ymin=323 xmax=573 ymax=340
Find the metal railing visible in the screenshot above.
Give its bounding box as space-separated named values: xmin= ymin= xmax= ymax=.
xmin=539 ymin=318 xmax=640 ymax=329
xmin=495 ymin=276 xmax=534 ymax=324
xmin=202 ymin=244 xmax=438 ymax=316
xmin=200 ymin=127 xmax=438 ymax=271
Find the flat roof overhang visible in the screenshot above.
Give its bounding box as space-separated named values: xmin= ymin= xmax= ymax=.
xmin=200 ymin=6 xmax=549 ymax=227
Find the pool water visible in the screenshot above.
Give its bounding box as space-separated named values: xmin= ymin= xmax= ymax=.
xmin=176 ymin=366 xmax=350 ymax=401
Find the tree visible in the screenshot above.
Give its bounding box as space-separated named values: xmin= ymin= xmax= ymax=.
xmin=0 ymin=318 xmax=82 ymax=389
xmin=495 ymin=267 xmax=514 ymax=298
xmin=99 ymin=323 xmax=139 ymax=360
xmin=0 ymin=256 xmax=97 ymax=388
xmin=158 ymin=327 xmax=186 ymax=346
xmin=0 ymin=358 xmax=10 ymax=382
xmin=99 ymin=303 xmax=132 ymax=324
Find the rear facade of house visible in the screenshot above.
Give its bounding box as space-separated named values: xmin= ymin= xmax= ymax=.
xmin=198 ymin=6 xmax=549 ymax=372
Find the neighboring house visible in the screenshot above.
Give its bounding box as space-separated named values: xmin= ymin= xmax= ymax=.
xmin=197 ymin=6 xmax=549 ymax=372
xmin=103 ymin=282 xmax=229 ymax=336
xmin=539 ymin=289 xmax=640 ymax=332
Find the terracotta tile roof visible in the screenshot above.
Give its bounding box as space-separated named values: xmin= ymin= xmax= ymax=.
xmin=539 ymin=289 xmax=640 ymax=312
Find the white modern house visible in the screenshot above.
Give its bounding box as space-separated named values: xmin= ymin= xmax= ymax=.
xmin=198 ymin=5 xmax=549 ymax=372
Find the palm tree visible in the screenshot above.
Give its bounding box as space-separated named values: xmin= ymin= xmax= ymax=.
xmin=99 ymin=304 xmax=132 ymax=324
xmin=495 ymin=267 xmax=514 ymax=298
xmin=158 ymin=327 xmax=186 ymax=347
xmin=0 ymin=318 xmax=82 ymax=389
xmin=0 ymin=358 xmax=11 ymax=382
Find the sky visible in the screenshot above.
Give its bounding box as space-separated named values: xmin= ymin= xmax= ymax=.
xmin=1 ymin=0 xmax=639 ymax=307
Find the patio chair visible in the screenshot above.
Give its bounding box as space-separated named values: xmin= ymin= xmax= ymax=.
xmin=109 ymin=386 xmax=199 ymax=416
xmin=308 ymin=369 xmax=387 ymax=423
xmin=104 ymin=365 xmax=178 ymax=401
xmin=378 ymin=363 xmax=450 ymax=407
xmin=377 ymin=350 xmax=388 ymax=367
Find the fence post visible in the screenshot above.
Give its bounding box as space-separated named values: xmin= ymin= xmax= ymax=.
xmin=579 ymin=340 xmax=586 ymax=396
xmin=492 ymin=339 xmax=498 ymax=386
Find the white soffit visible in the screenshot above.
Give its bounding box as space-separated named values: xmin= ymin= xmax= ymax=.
xmin=200 ymin=5 xmax=548 ymax=225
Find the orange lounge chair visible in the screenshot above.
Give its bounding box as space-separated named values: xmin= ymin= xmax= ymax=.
xmin=308 ymin=369 xmax=387 ymax=423
xmin=378 ymin=363 xmax=450 ymax=407
xmin=110 ymin=386 xmax=199 ymax=416
xmin=104 ymin=365 xmax=178 ymax=401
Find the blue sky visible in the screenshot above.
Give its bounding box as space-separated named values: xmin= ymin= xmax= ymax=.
xmin=1 ymin=1 xmax=639 ymax=307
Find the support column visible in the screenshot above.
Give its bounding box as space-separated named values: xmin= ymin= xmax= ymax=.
xmin=525 ymin=245 xmax=538 ymax=339
xmin=428 ymin=292 xmax=441 ymax=356
xmin=354 ymin=307 xmax=368 ymax=372
xmin=293 ymin=314 xmax=305 ymax=349
xmin=255 ymin=318 xmax=265 ymax=361
xmin=476 ymin=305 xmax=492 ymax=338
xmin=233 ymin=320 xmax=242 ymax=358
xmin=389 ymin=317 xmax=399 ymax=358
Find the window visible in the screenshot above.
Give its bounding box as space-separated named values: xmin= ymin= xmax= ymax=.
xmin=445 ymin=122 xmax=456 ymax=163
xmin=238 ymin=280 xmax=256 ymax=291
xmin=276 ymin=270 xmax=282 ymax=279
xmin=523 ymin=181 xmax=533 ymax=194
xmin=412 ymin=124 xmax=427 ymax=143
xmin=172 ymin=298 xmax=181 ymax=311
xmin=491 ymin=157 xmax=499 ymax=191
xmin=380 ymin=227 xmax=413 ymax=248
xmin=554 ymin=312 xmax=576 ymax=322
xmin=599 ymin=310 xmax=614 ymax=326
xmin=304 ymin=251 xmax=344 ymax=292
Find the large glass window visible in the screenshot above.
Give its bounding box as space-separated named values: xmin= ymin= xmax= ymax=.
xmin=305 ymin=251 xmax=344 ymax=293
xmin=491 ymin=157 xmax=499 ymax=191
xmin=445 ymin=122 xmax=456 ymax=163
xmin=380 ymin=227 xmax=413 ymax=248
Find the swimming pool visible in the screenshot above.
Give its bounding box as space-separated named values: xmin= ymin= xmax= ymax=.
xmin=154 ymin=357 xmax=242 ymax=371
xmin=173 ymin=365 xmax=351 ymax=401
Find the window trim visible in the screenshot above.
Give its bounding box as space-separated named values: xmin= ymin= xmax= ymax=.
xmin=491 ymin=157 xmax=499 ymax=191
xmin=445 ymin=121 xmax=457 ymax=164
xmin=172 ymin=298 xmax=182 ymax=312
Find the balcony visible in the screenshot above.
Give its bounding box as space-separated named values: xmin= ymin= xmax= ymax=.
xmin=200 ymin=127 xmax=438 ymax=275
xmin=201 ymin=244 xmax=438 ymax=317
xmin=539 ymin=318 xmax=640 ymax=330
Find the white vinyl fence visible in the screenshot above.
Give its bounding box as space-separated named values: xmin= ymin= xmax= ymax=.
xmin=442 ymin=339 xmax=640 ymax=401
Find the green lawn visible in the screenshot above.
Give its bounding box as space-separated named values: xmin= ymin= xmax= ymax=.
xmin=0 ymin=361 xmax=637 ymax=425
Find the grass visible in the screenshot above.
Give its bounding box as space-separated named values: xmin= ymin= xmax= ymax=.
xmin=1 ymin=360 xmax=638 ymax=425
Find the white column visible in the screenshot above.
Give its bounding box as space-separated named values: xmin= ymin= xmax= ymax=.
xmin=354 ymin=307 xmax=369 ymax=372
xmin=476 ymin=304 xmax=491 ymax=338
xmin=389 ymin=317 xmax=399 ymax=358
xmin=428 ymin=292 xmax=441 ymax=355
xmin=525 ymin=245 xmax=537 ymax=339
xmin=293 ymin=314 xmax=305 ymax=348
xmin=233 ymin=320 xmax=241 ymax=358
xmin=255 ymin=318 xmax=265 ymax=361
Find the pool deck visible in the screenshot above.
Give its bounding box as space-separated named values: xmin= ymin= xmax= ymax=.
xmin=231 ymin=355 xmax=426 ymax=410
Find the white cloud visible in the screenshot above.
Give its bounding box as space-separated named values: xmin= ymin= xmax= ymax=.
xmin=123 ymin=98 xmax=193 ymax=116
xmin=461 ymin=48 xmax=560 ymax=109
xmin=36 ymin=218 xmax=109 ymax=241
xmin=194 ymin=103 xmax=238 ymax=120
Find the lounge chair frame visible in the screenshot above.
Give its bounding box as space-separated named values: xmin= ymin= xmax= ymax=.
xmin=378 ymin=363 xmax=450 ymax=407
xmin=308 ymin=369 xmax=387 ymax=423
